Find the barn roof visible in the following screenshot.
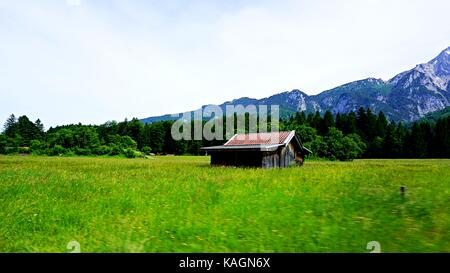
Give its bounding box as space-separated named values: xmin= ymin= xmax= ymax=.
xmin=200 ymin=144 xmax=284 ymax=152
xmin=224 ymin=131 xmax=292 ymax=146
xmin=201 ymin=131 xmax=311 ymax=154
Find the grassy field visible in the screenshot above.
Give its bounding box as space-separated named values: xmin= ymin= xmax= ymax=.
xmin=0 ymin=155 xmax=449 ymax=253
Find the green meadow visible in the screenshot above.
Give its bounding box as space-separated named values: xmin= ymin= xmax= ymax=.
xmin=0 ymin=155 xmax=449 ymax=253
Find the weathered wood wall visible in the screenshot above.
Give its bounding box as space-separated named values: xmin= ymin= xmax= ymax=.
xmin=261 ymin=143 xmax=297 ymax=168
xmin=209 ymin=141 xmax=304 ymax=168
xmin=261 ymin=152 xmax=279 ymax=168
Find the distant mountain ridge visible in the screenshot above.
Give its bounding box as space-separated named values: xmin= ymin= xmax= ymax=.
xmin=141 ymin=46 xmax=450 ymax=123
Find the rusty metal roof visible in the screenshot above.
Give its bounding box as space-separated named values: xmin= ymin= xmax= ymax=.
xmin=200 ymin=144 xmax=283 ymax=152
xmin=224 ymin=131 xmax=293 ymax=146
xmin=200 ymin=130 xmax=312 ymax=154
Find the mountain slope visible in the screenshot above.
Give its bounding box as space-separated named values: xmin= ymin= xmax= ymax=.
xmin=141 ymin=46 xmax=450 ymax=123
xmin=312 ymin=78 xmax=394 ymax=116
xmin=386 ymin=47 xmax=450 ymax=121
xmin=420 ymin=106 xmax=450 ymax=123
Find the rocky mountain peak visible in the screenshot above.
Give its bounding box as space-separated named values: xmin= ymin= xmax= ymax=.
xmin=141 ymin=46 xmax=450 ymax=124
xmin=429 ymin=46 xmax=450 ymax=79
xmin=388 ymin=47 xmax=450 ymax=92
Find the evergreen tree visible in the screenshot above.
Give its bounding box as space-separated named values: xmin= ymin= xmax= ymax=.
xmin=143 ymin=122 xmax=166 ymax=153
xmin=1 ymin=108 xmax=448 ymax=159
xmin=117 ymin=118 xmax=128 ymax=136
xmin=356 ymin=107 xmax=368 ymax=140
xmin=335 ymin=113 xmax=342 ymax=131
xmin=376 ymin=111 xmax=388 ymax=138
xmin=98 ymin=121 xmax=118 ymax=144
xmin=433 ymin=117 xmax=450 ymax=157
xmin=336 ymin=112 xmax=358 ymax=135
xmin=0 ymin=134 xmax=7 ymax=154
xmin=295 ymin=111 xmax=306 ymax=125
xmin=383 ymin=123 xmax=401 ymax=158
xmin=319 ymin=110 xmax=335 ymax=135
xmin=306 ymin=112 xmax=315 ymax=128
xmin=3 ymin=114 xmax=17 ymax=137
xmin=126 ymin=118 xmax=144 ymax=149
xmin=407 ymin=122 xmax=431 ymax=158
xmin=365 ymin=108 xmax=378 ymax=141
xmin=346 ymin=112 xmax=358 ymax=135
xmin=16 ymin=115 xmax=43 ymax=146
xmin=35 ymin=119 xmax=45 ymax=134
xmin=396 ymin=123 xmax=409 ymax=157
xmin=310 ymin=111 xmax=322 ymax=131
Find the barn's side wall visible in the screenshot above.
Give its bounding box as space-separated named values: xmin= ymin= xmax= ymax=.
xmin=208 ymin=138 xmax=305 ymax=168
xmin=261 ymin=151 xmax=279 ymax=168
xmin=261 ymin=142 xmax=299 ymax=168
xmin=285 ymin=142 xmax=297 ymax=167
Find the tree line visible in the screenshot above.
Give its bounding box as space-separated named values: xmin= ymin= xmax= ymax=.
xmin=1 ymin=108 xmax=449 ymax=160
xmin=282 ymin=108 xmax=450 ymax=160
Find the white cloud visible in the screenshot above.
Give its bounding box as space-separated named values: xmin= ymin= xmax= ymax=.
xmin=0 ymin=0 xmax=449 ymax=128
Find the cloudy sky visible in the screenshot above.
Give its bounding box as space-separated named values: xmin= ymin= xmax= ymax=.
xmin=1 ymin=0 xmax=450 ymax=128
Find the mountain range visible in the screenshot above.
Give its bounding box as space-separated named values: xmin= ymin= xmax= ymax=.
xmin=141 ymin=46 xmax=450 ymax=123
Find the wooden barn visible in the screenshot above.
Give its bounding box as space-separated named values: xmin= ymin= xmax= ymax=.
xmin=201 ymin=131 xmax=311 ymax=168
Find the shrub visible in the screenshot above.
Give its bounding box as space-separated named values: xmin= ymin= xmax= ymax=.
xmin=72 ymin=127 xmax=100 ymax=148
xmin=74 ymin=148 xmax=91 ymax=156
xmin=93 ymin=145 xmax=112 ymax=155
xmin=124 ymin=148 xmax=135 ymax=158
xmin=306 ymin=136 xmax=328 ymax=159
xmin=48 ymin=129 xmax=74 ymax=148
xmin=0 ymin=134 xmax=7 ymax=154
xmin=49 ymin=145 xmax=66 ymax=156
xmin=306 ymin=128 xmax=366 ymax=161
xmin=336 ymin=136 xmax=362 ymax=161
xmin=18 ymin=147 xmax=31 ymax=154
xmin=142 ymin=146 xmax=152 ymax=155
xmin=124 ymin=148 xmax=142 ymax=158
xmin=109 ymin=145 xmax=123 ymax=156
xmin=5 ymin=146 xmax=18 ymax=154
xmin=30 ymin=140 xmax=46 ymax=154
xmin=108 ymin=135 xmax=137 ymax=150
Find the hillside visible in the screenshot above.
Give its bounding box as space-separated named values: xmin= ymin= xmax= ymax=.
xmin=420 ymin=106 xmax=450 ymax=123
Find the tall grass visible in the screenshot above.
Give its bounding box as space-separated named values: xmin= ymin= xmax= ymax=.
xmin=0 ymin=155 xmax=449 ymax=252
